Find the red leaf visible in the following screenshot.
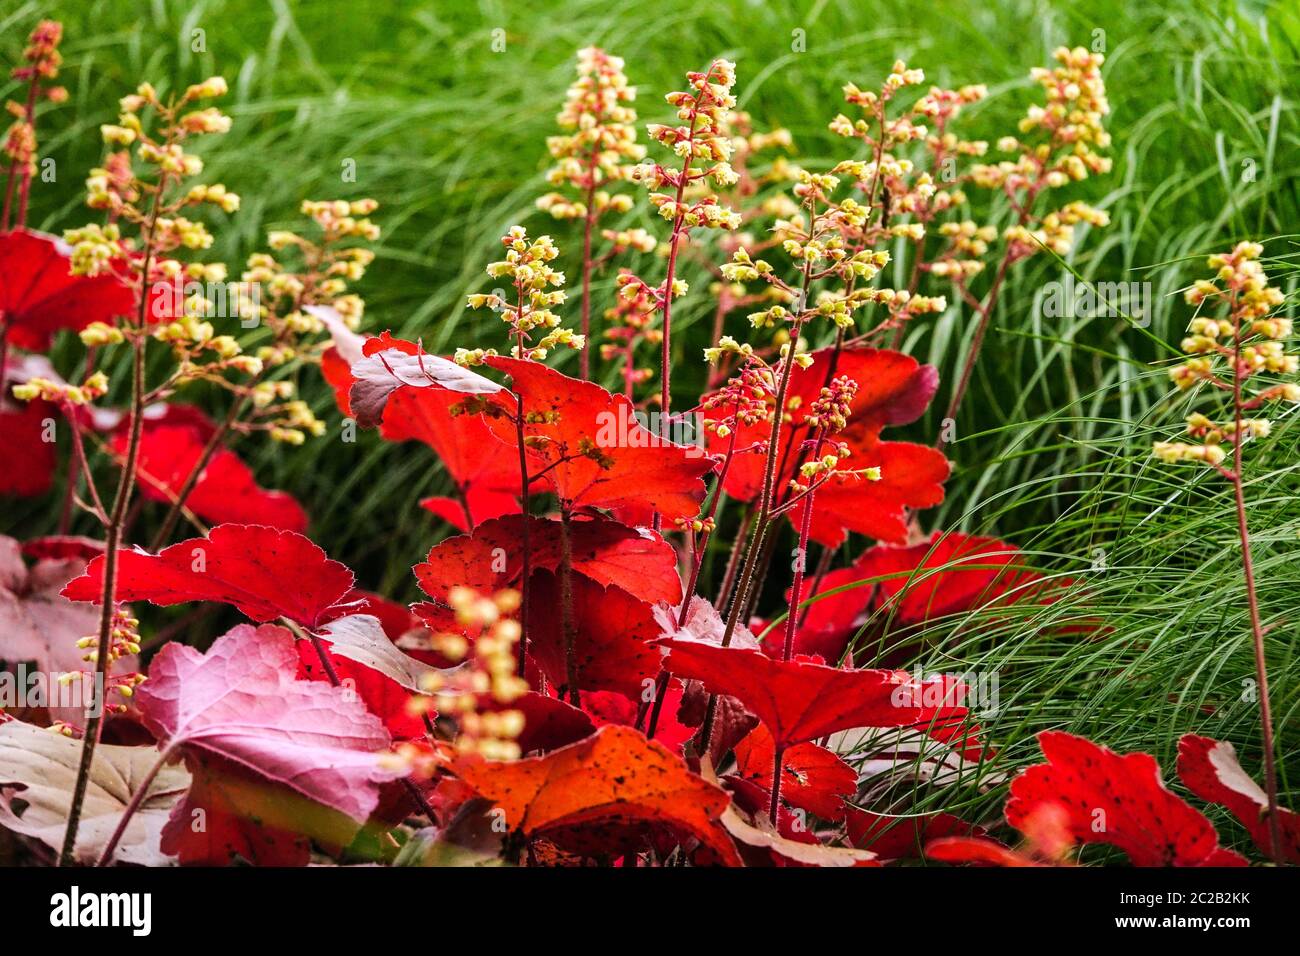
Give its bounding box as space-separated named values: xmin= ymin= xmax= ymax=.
xmin=316 ymin=319 xmax=521 ymax=528
xmin=856 ymin=531 xmax=1056 ymax=626
xmin=296 ymin=633 xmax=428 ymax=740
xmin=525 ymin=571 xmax=661 ymax=699
xmin=138 ymin=622 xmax=402 ymax=822
xmin=419 ymin=489 xmax=519 ymax=532
xmin=846 ymin=807 xmax=985 ymax=860
xmin=732 ymin=723 xmax=857 ymax=821
xmin=582 ymin=687 xmax=694 ymax=755
xmin=382 ymin=387 xmax=520 ymax=517
xmin=761 ymin=564 xmax=877 ymax=662
xmin=1006 ymin=731 xmax=1247 ymax=867
xmin=452 ymin=724 xmax=742 ymax=865
xmin=160 ymin=754 xmax=310 ymax=866
xmin=713 ymin=347 xmax=945 ymax=544
xmin=61 ymin=524 xmax=355 ymax=629
xmin=0 ymin=229 xmax=133 ymax=350
xmin=124 ymin=414 xmax=308 ymax=532
xmin=348 ymin=336 xmax=502 ymax=429
xmin=0 ymin=394 xmax=56 ymax=497
xmin=414 ymin=514 xmax=681 ymax=606
xmin=787 ymin=439 xmax=950 ymax=547
xmin=657 ymin=638 xmax=980 ymax=755
xmin=485 ymin=356 xmax=714 ymax=522
xmin=1177 ymin=733 xmax=1300 ymax=863
xmin=507 ymin=693 xmax=596 ymax=755
xmin=925 ymin=835 xmax=1040 ymax=867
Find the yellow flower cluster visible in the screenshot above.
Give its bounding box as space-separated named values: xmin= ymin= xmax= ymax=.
xmin=464 ymin=225 xmax=585 ymax=361
xmin=410 ymin=587 xmax=528 ymax=762
xmin=1155 ymin=242 xmax=1297 ymax=470
xmin=970 ymin=47 xmax=1111 ymax=260
xmin=634 ymin=59 xmax=743 ymax=230
xmin=11 ymin=371 xmax=108 ymax=406
xmin=536 ymin=46 xmax=644 ymax=221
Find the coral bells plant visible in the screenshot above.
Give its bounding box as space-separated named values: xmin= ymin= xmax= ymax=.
xmin=1152 ymin=242 xmax=1294 ymax=863
xmin=631 ymin=58 xmax=741 ymax=415
xmin=536 ymin=47 xmax=644 ymax=378
xmin=1 ymin=19 xmax=66 ymax=233
xmin=1 ymin=15 xmax=1294 ymax=878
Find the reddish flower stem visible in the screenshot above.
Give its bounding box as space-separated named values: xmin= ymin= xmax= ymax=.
xmin=1228 ymin=307 xmax=1283 ymax=864
xmin=658 ymin=60 xmax=724 ymax=418
xmin=1 ymin=72 xmax=40 ymax=232
xmin=768 ymin=434 xmax=822 ymax=823
xmin=58 ymin=173 xmax=169 ymax=867
xmin=696 ymin=314 xmax=808 ymax=755
xmin=645 ymin=419 xmax=738 ymax=740
xmin=559 ymin=505 xmax=580 ymax=707
xmin=578 ymin=168 xmax=598 ymax=380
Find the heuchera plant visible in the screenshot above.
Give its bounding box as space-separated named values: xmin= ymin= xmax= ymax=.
xmin=1 ymin=20 xmax=1291 ymax=869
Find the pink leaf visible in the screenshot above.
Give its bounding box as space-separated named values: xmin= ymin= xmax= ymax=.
xmin=138 ymin=623 xmax=403 ymax=822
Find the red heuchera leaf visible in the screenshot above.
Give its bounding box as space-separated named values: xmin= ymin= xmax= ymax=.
xmin=161 ymin=753 xmax=310 ymax=866
xmin=760 ymin=564 xmax=877 ymax=662
xmin=926 ymin=835 xmax=1041 ymax=867
xmin=138 ymin=622 xmax=402 ymax=822
xmin=525 ymin=571 xmax=661 ymax=699
xmin=123 ymin=415 xmax=308 ymax=532
xmin=846 ymin=807 xmax=985 ymax=861
xmin=506 ymin=693 xmax=596 ymax=755
xmin=452 ymin=724 xmax=742 ymax=865
xmin=415 ymin=514 xmax=681 ymax=606
xmin=382 ymin=387 xmax=520 ymax=521
xmin=61 ymin=524 xmax=356 ymax=629
xmin=786 ymin=440 xmax=949 ymax=547
xmin=582 ymin=688 xmax=694 ymax=755
xmin=857 ymin=531 xmax=1056 ymax=627
xmin=0 ymin=394 xmax=56 ymax=497
xmin=731 ymin=723 xmax=857 ymax=821
xmin=1177 ymin=733 xmax=1300 ymax=863
xmin=1005 ymin=731 xmax=1247 ymax=867
xmin=484 ymin=356 xmax=714 ymax=523
xmin=20 ymin=535 xmax=105 ymax=563
xmin=296 ymin=637 xmax=427 ymax=741
xmin=0 ymin=229 xmax=134 ymax=350
xmin=347 ymin=334 xmax=503 ymax=429
xmin=710 ymin=347 xmax=947 ymax=545
xmin=316 ymin=319 xmax=521 ymax=530
xmin=656 ymin=638 xmax=980 ymax=756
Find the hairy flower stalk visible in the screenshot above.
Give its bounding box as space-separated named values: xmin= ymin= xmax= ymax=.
xmin=150 ymin=200 xmax=378 ymax=547
xmin=0 ymin=20 xmax=66 ymax=400
xmin=691 ymin=152 xmax=894 ymax=751
xmin=537 ymin=47 xmax=642 ymax=380
xmin=634 ymin=59 xmax=740 ymax=418
xmin=1153 ymin=242 xmax=1294 ymax=863
xmin=33 ymin=76 xmax=240 ymax=865
xmin=463 ymin=227 xmax=583 ymax=676
xmin=941 ymin=47 xmax=1111 ymax=443
xmin=767 ymin=377 xmax=865 ymax=822
xmin=1 ymin=20 xmax=66 ymax=233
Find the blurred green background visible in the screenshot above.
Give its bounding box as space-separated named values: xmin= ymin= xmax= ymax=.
xmin=4 ymin=0 xmax=1299 ymax=842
